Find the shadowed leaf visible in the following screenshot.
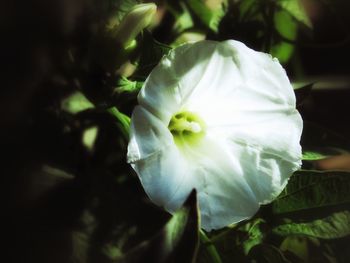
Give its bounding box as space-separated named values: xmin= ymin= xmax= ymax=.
xmin=241 ymin=218 xmax=266 ymax=255
xmin=119 ymin=190 xmax=200 ymax=263
xmin=302 ymin=150 xmax=328 ymax=161
xmin=273 ymin=211 xmax=350 ymax=239
xmin=302 ymin=147 xmax=348 ymax=161
xmin=276 ymin=0 xmax=312 ymax=28
xmin=272 ymin=170 xmax=350 ymax=215
xmin=271 ymin=10 xmax=297 ymax=63
xmin=293 ymin=83 xmax=313 ymax=108
xmin=187 ymin=0 xmax=226 ymax=33
xmin=301 ymin=122 xmax=350 ymax=151
xmin=61 ymin=92 xmax=94 ymax=114
xmin=134 ymin=31 xmax=171 ymax=79
xmin=248 ymin=244 xmax=290 ymax=263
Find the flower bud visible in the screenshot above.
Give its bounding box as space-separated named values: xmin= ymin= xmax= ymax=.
xmin=115 ymin=3 xmax=157 ymax=48
xmin=92 ymin=3 xmax=157 ymax=72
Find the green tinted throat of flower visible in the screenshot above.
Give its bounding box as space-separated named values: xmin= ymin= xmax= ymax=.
xmin=168 ymin=111 xmax=206 ymax=147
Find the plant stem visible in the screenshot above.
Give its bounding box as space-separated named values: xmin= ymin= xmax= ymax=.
xmin=199 ymin=230 xmax=223 ymax=263
xmin=107 ymin=107 xmax=131 ymax=139
xmin=210 ymin=219 xmax=248 ymax=243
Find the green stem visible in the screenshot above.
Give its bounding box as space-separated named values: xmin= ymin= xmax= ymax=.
xmin=199 ymin=230 xmax=223 ymax=263
xmin=107 ymin=107 xmax=131 ymax=139
xmin=210 ymin=219 xmax=248 ymax=243
xmin=210 ymin=227 xmax=236 ymax=243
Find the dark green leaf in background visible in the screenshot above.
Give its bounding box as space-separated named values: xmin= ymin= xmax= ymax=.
xmin=61 ymin=92 xmax=95 ymax=114
xmin=238 ymin=0 xmax=259 ymax=21
xmin=111 ymin=77 xmax=144 ymax=110
xmin=103 ymin=0 xmax=140 ymax=30
xmin=133 ymin=31 xmax=172 ymax=79
xmin=302 ymin=151 xmax=328 ymax=161
xmin=271 ymin=170 xmax=350 ymax=215
xmin=301 ymin=122 xmax=350 ymax=152
xmin=293 ymin=82 xmax=313 ymax=108
xmin=276 ymin=0 xmax=312 ymax=28
xmin=270 ymin=9 xmax=297 ymax=63
xmin=186 ymin=0 xmax=227 ymax=33
xmin=248 ymin=244 xmax=290 ymax=263
xmin=120 ymin=190 xmax=200 ymax=263
xmin=302 ymin=148 xmax=348 ymax=161
xmin=241 ymin=218 xmax=267 ymax=255
xmin=273 ymin=211 xmax=350 ymax=239
xmin=279 ymin=236 xmax=316 ymax=263
xmin=300 ymin=121 xmax=350 ymax=169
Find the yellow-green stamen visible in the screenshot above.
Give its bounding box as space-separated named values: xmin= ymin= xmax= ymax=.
xmin=168 ymin=111 xmax=206 ymax=147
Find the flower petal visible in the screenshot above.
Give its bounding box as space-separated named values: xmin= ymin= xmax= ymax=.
xmin=181 ymin=39 xmax=302 ymax=162
xmin=138 ymin=41 xmax=221 ymax=123
xmin=195 ymin=140 xmax=261 ymax=230
xmin=127 ymin=106 xmax=173 ymax=162
xmin=130 ymin=125 xmax=263 ymax=231
xmin=184 ymin=40 xmax=297 ymax=128
xmin=130 ymin=143 xmax=191 ymax=208
xmin=207 ymin=109 xmax=303 ymax=163
xmin=186 ymin=40 xmax=295 ymax=108
xmin=221 ymin=138 xmax=300 ymax=205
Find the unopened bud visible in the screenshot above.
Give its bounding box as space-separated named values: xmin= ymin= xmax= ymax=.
xmin=115 ymin=3 xmax=157 ymax=48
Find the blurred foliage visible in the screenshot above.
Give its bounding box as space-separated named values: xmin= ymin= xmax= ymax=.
xmin=1 ymin=0 xmax=350 ymax=262
xmin=121 ymin=190 xmax=199 ymax=263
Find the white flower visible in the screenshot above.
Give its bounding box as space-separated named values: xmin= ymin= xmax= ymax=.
xmin=127 ymin=40 xmax=302 ymax=231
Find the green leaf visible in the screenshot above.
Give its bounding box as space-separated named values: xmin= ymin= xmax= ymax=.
xmin=82 ymin=126 xmax=99 ymax=151
xmin=302 ymin=147 xmax=348 ymax=161
xmin=271 ymin=170 xmax=350 ymax=215
xmin=114 ymin=77 xmax=143 ymax=94
xmin=61 ymin=92 xmax=94 ymax=114
xmin=301 ymin=123 xmax=350 ymax=169
xmin=111 ymin=77 xmax=143 ymax=109
xmin=120 ymin=190 xmax=200 ymax=263
xmin=270 ymin=10 xmax=297 ymax=63
xmin=241 ymin=218 xmax=266 ymax=255
xmin=107 ymin=107 xmax=131 ymax=139
xmin=279 ymin=236 xmax=315 ymax=262
xmin=113 ymin=76 xmax=143 ymax=99
xmin=133 ymin=31 xmax=172 ymax=79
xmin=168 ymin=2 xmax=194 ymax=34
xmin=186 ymin=0 xmax=226 ymax=33
xmin=199 ymin=230 xmax=223 ymax=263
xmin=276 ymin=0 xmax=312 ymax=28
xmin=238 ymin=0 xmax=258 ymax=20
xmin=270 ymin=42 xmax=294 ymax=64
xmin=301 ymin=122 xmax=350 ymax=151
xmin=105 ymin=0 xmax=140 ymax=30
xmin=273 ymin=211 xmax=350 ymax=239
xmin=248 ymin=244 xmax=290 ymax=263
xmin=92 ymin=1 xmax=149 ymax=72
xmin=293 ymin=82 xmax=313 ymax=107
xmin=302 ymin=151 xmax=328 ymax=161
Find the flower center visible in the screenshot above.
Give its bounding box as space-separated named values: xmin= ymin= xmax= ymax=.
xmin=168 ymin=111 xmax=206 ymax=147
